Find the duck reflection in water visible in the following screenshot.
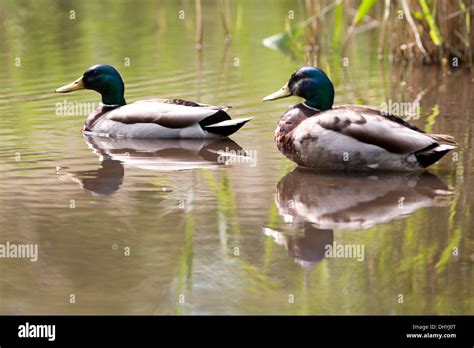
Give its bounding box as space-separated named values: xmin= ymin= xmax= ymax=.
xmin=264 ymin=168 xmax=454 ymax=268
xmin=57 ymin=135 xmax=245 ymax=195
xmin=263 ymin=224 xmax=334 ymax=269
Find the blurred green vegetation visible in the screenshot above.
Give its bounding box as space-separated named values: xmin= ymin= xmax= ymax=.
xmin=263 ymin=0 xmax=472 ymax=66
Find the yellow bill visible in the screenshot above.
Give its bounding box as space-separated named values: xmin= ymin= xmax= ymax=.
xmin=262 ymin=83 xmax=292 ymax=101
xmin=55 ymin=76 xmax=85 ymax=93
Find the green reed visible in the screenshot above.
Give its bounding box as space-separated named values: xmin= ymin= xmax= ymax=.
xmin=263 ymin=0 xmax=472 ymax=67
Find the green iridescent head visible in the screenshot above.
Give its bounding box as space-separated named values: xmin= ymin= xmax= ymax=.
xmin=56 ymin=64 xmax=126 ymax=106
xmin=263 ymin=67 xmax=335 ymax=111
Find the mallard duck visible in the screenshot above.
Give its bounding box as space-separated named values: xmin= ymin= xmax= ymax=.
xmin=263 ymin=67 xmax=457 ymax=171
xmin=56 ymin=64 xmax=252 ymax=139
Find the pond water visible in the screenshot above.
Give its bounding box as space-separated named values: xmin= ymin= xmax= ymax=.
xmin=0 ymin=0 xmax=472 ymax=315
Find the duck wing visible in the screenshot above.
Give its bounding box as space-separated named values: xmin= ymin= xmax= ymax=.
xmin=135 ymin=98 xmax=231 ymax=110
xmin=106 ymin=100 xmax=224 ymax=129
xmin=313 ymin=105 xmax=444 ymax=155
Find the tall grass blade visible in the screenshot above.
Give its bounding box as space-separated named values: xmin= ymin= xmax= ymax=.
xmin=419 ymin=0 xmax=443 ymax=46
